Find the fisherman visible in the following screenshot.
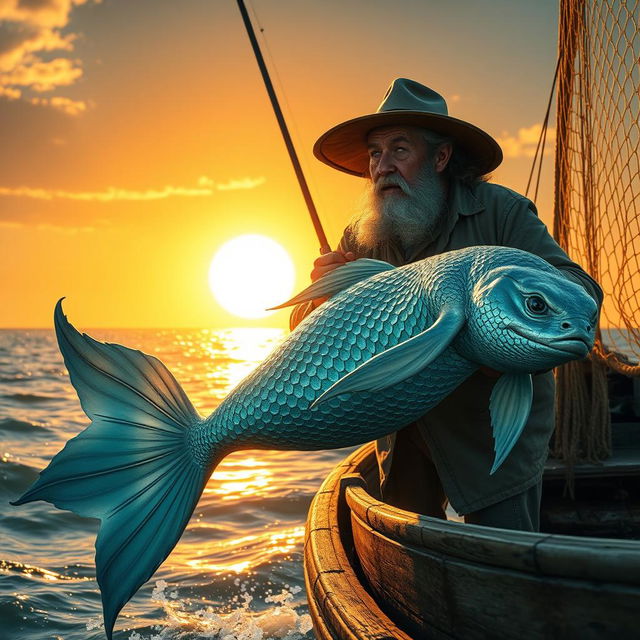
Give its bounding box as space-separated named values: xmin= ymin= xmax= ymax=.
xmin=291 ymin=78 xmax=603 ymax=531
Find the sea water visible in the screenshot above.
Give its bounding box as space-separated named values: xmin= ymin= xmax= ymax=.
xmin=0 ymin=328 xmax=353 ymax=639
xmin=3 ymin=326 xmax=638 ymax=640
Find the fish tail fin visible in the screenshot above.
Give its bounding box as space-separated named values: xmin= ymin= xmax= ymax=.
xmin=12 ymin=300 xmax=219 ymax=639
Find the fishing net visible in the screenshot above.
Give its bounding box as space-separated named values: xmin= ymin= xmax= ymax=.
xmin=552 ymin=0 xmax=640 ymax=468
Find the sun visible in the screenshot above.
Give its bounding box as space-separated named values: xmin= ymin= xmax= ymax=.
xmin=209 ymin=235 xmax=296 ymax=319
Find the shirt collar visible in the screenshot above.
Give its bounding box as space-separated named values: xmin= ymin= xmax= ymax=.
xmin=449 ymin=179 xmax=485 ymax=217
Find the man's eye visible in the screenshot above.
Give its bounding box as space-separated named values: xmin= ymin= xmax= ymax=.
xmin=369 ymin=150 xmax=380 ymax=159
xmin=526 ymin=295 xmax=548 ymax=315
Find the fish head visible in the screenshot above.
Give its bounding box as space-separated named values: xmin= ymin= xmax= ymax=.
xmin=464 ymin=265 xmax=598 ymax=373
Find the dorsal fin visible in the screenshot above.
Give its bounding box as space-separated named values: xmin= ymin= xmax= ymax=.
xmin=269 ymin=258 xmax=394 ymax=309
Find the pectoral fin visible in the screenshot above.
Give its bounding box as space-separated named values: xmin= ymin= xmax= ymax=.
xmin=312 ymin=306 xmax=465 ymax=407
xmin=489 ymin=373 xmax=533 ymax=474
xmin=269 ymin=258 xmax=395 ymax=309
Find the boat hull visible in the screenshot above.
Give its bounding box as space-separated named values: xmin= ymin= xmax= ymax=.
xmin=304 ymin=443 xmax=640 ymax=639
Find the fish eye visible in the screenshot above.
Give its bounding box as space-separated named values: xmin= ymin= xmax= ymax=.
xmin=526 ymin=295 xmax=548 ymax=315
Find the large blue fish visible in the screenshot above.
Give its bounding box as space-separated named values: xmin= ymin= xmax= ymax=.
xmin=13 ymin=246 xmax=597 ymax=638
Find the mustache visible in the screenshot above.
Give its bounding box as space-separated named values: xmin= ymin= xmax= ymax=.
xmin=374 ymin=175 xmax=411 ymax=195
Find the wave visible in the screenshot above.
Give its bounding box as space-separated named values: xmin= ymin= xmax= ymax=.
xmin=0 ymin=559 xmax=85 ymax=582
xmin=1 ymin=459 xmax=42 ymax=499
xmin=0 ymin=375 xmax=41 ymax=383
xmin=2 ymin=392 xmax=64 ymax=404
xmin=0 ymin=417 xmax=51 ymax=435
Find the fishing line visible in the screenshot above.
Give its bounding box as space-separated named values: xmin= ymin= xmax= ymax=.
xmin=245 ymin=0 xmax=330 ymax=252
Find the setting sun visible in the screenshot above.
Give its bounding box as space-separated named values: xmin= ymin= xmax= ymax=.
xmin=208 ymin=235 xmax=296 ymax=319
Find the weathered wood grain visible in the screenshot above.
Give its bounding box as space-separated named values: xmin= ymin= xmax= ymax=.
xmin=304 ymin=451 xmax=413 ymax=639
xmin=352 ymin=506 xmax=640 ymax=639
xmin=305 ymin=442 xmax=640 ymax=639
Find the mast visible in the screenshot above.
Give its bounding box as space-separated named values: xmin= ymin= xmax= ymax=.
xmin=236 ymin=0 xmax=331 ymax=254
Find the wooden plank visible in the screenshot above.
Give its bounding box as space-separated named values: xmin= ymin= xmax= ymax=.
xmin=545 ymin=449 xmax=640 ymax=478
xmin=307 ymin=442 xmax=640 ymax=640
xmin=304 ymin=449 xmax=413 ymax=640
xmin=352 ymin=511 xmax=454 ymax=637
xmin=346 ymin=484 xmax=640 ymax=585
xmin=352 ymin=515 xmax=640 ymax=639
xmin=444 ymin=553 xmax=640 ymax=639
xmin=347 ymin=485 xmax=544 ymax=574
xmin=303 ymin=558 xmax=338 ymax=640
xmin=534 ymin=535 xmax=640 ymax=583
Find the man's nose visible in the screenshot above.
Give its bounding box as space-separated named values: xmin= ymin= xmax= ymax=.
xmin=373 ymin=151 xmax=397 ymax=178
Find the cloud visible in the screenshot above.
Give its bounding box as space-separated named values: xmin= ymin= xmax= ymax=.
xmin=0 ymin=185 xmax=214 ymax=201
xmin=198 ymin=176 xmax=215 ymax=187
xmin=0 ymin=22 xmax=75 ymax=71
xmin=1 ymin=56 xmax=82 ymax=91
xmin=0 ymin=84 xmax=20 ymax=99
xmin=496 ymin=123 xmax=556 ymax=159
xmin=0 ymin=176 xmax=267 ymax=202
xmin=0 ymin=0 xmax=96 ymax=29
xmin=216 ymin=176 xmax=267 ymax=191
xmin=30 ymin=94 xmax=87 ymax=115
xmin=0 ymin=0 xmax=98 ymax=114
xmin=0 ymin=83 xmax=87 ymax=114
xmin=0 ymin=219 xmax=97 ymax=233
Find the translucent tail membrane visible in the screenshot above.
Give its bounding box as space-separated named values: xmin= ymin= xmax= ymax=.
xmin=12 ymin=301 xmax=213 ymax=639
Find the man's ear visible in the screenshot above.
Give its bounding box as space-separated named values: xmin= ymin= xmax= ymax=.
xmin=435 ymin=142 xmax=453 ymax=173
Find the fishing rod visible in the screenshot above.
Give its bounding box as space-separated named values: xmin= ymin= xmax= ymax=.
xmin=236 ymin=0 xmax=331 ymax=255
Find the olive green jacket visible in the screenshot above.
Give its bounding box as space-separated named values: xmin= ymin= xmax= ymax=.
xmin=291 ymin=180 xmax=603 ymax=514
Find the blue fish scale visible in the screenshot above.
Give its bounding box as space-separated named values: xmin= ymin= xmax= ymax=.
xmin=189 ymin=246 xmax=584 ymax=468
xmin=189 ymin=250 xmax=475 ymax=466
xmin=16 ymin=244 xmax=598 ymax=640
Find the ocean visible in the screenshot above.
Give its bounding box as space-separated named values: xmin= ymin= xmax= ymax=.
xmin=0 ymin=327 xmax=355 ymax=640
xmin=3 ymin=325 xmax=638 ymax=640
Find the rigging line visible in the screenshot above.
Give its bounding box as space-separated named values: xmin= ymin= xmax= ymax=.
xmin=236 ymin=0 xmax=331 ymax=254
xmin=533 ymin=114 xmax=550 ymax=203
xmin=526 ymin=52 xmax=562 ymax=199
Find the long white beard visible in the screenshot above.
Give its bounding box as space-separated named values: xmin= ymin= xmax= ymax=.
xmin=351 ymin=162 xmax=447 ymax=254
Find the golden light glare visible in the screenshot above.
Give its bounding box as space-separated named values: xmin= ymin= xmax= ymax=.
xmin=208 ymin=235 xmax=296 ymax=319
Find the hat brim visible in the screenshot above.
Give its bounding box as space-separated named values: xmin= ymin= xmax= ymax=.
xmin=313 ymin=111 xmax=503 ymax=177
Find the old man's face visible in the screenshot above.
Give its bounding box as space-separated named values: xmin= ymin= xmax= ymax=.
xmin=351 ymin=126 xmax=448 ymax=253
xmin=367 ymin=125 xmax=430 ymax=185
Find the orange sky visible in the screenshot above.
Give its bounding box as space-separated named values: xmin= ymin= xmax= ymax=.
xmin=0 ymin=0 xmax=561 ymax=328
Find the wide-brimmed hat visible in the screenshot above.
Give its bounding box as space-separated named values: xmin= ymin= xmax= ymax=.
xmin=313 ymin=78 xmax=503 ymax=177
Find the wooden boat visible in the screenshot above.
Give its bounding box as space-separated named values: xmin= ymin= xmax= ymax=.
xmin=304 ymin=435 xmax=640 ymax=639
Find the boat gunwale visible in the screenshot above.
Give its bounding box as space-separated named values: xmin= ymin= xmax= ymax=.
xmin=304 ymin=454 xmax=415 ymax=640
xmin=343 ymin=443 xmax=640 ymax=586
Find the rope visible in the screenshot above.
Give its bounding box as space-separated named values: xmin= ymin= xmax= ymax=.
xmin=526 ymin=54 xmax=561 ymax=201
xmin=554 ymin=0 xmax=640 ymax=376
xmin=550 ymin=0 xmax=640 ymax=479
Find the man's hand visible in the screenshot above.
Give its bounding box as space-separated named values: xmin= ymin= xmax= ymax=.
xmin=310 ymin=250 xmax=356 ymax=282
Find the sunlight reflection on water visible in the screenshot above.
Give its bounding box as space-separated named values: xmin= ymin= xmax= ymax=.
xmin=209 ymin=457 xmax=273 ymax=501
xmin=1 ymin=327 xmax=337 ymax=639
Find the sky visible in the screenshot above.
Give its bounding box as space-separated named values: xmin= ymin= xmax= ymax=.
xmin=0 ymin=0 xmax=560 ymax=329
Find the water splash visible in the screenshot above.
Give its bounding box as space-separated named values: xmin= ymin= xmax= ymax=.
xmin=121 ymin=580 xmax=312 ymax=640
xmin=2 ymin=329 xmax=342 ymax=640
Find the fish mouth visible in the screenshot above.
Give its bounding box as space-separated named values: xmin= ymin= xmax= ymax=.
xmin=507 ymin=326 xmax=591 ymax=357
